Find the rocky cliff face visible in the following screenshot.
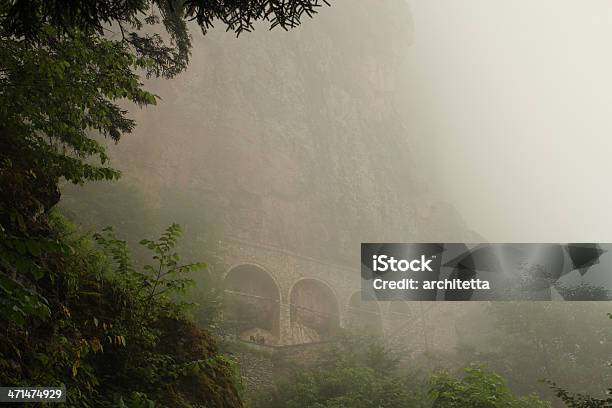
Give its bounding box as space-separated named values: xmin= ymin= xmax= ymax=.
xmin=103 ymin=0 xmax=478 ymax=265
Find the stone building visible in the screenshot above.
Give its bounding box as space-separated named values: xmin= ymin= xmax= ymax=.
xmin=98 ymin=0 xmax=479 ymax=349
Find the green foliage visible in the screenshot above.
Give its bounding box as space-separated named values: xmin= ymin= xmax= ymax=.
xmin=254 ymin=334 xmax=551 ymax=408
xmin=59 ymin=179 xmax=226 ymax=326
xmin=0 ymin=216 xmax=243 ymax=407
xmin=0 ymin=224 xmax=54 ymax=326
xmin=3 ymin=0 xmax=331 ymax=40
xmin=429 ymin=368 xmax=550 ymax=408
xmin=138 ymin=224 xmax=207 ymax=302
xmin=252 ymin=333 xmax=429 ymax=408
xmin=316 ymin=330 xmax=401 ymax=373
xmin=0 ymin=0 xmax=330 ymax=203
xmin=1 ymin=22 xmax=155 ymax=188
xmin=264 ymin=365 xmax=428 ymax=408
xmin=0 ymin=1 xmax=331 ymax=406
xmin=0 ymin=0 xmax=330 ymax=350
xmin=455 ymin=302 xmax=612 ymax=402
xmin=95 ymin=223 xmax=207 ymax=318
xmin=0 ymin=0 xmax=331 ymax=281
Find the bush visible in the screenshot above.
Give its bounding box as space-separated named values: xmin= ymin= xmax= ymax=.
xmin=429 ymin=368 xmax=551 ymax=408
xmin=261 ymin=365 xmax=428 ymax=408
xmin=252 ymin=333 xmax=429 ymax=408
xmin=252 ymin=333 xmax=552 ymax=408
xmin=0 ymin=214 xmax=243 ymax=407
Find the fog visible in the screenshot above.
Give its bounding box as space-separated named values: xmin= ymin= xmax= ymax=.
xmin=56 ymin=0 xmax=612 ymax=405
xmin=402 ymin=0 xmax=612 ymax=242
xmin=80 ymin=0 xmax=612 ymax=245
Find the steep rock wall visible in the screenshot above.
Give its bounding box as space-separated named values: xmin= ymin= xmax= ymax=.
xmin=101 ymin=0 xmax=478 ymax=265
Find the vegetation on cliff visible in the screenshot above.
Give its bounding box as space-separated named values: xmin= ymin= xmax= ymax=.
xmin=0 ymin=0 xmax=329 ymax=405
xmin=1 ymin=0 xmax=610 ymax=407
xmin=1 ymin=215 xmax=244 ymax=407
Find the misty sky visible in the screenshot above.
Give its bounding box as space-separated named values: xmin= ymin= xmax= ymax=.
xmin=401 ymin=0 xmax=612 ymax=242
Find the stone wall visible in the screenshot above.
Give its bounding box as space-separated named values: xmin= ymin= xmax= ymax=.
xmin=229 ymin=342 xmax=276 ymax=392
xmin=219 ymin=237 xmax=463 ymax=351
xmin=106 ymin=0 xmax=479 ymax=266
xmin=227 ymin=340 xmax=338 ymax=394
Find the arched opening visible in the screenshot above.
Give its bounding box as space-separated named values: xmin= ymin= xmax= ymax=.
xmin=223 ymin=264 xmax=280 ymax=345
xmin=289 ymin=279 xmax=339 ymax=344
xmin=346 ymin=291 xmax=383 ymax=335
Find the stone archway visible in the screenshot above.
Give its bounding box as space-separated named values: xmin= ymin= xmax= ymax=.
xmin=346 ymin=291 xmax=383 ymax=335
xmin=223 ymin=264 xmax=280 ymax=345
xmin=289 ymin=278 xmax=340 ymax=344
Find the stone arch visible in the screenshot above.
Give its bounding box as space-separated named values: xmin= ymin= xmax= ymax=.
xmin=223 ymin=263 xmax=280 ymax=345
xmin=346 ymin=291 xmax=383 ymax=335
xmin=289 ymin=278 xmax=340 ymax=344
